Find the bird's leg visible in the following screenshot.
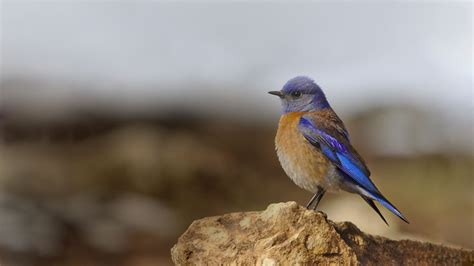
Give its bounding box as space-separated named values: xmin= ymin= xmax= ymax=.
xmin=305 ymin=186 xmax=326 ymax=210
xmin=311 ymin=188 xmax=326 ymax=210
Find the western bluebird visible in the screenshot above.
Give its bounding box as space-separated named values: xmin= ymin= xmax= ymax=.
xmin=269 ymin=76 xmax=408 ymax=224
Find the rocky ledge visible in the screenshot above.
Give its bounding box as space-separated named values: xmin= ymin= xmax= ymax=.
xmin=171 ymin=202 xmax=473 ymax=265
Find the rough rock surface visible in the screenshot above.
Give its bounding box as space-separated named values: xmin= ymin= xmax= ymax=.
xmin=171 ymin=202 xmax=473 ymax=265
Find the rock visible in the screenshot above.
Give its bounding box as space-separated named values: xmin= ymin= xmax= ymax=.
xmin=171 ymin=202 xmax=473 ymax=265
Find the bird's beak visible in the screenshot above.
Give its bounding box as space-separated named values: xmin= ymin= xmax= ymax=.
xmin=268 ymin=91 xmax=284 ymax=98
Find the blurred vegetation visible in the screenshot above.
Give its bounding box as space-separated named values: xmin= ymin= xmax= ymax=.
xmin=0 ymin=109 xmax=472 ymax=265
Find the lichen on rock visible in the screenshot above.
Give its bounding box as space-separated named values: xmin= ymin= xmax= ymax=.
xmin=171 ymin=202 xmax=473 ymax=265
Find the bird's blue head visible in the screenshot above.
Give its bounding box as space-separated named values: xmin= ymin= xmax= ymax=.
xmin=269 ymin=76 xmax=330 ymax=113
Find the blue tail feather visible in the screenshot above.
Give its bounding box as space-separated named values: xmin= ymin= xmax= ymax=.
xmin=338 ymin=169 xmax=409 ymax=224
xmin=361 ymin=196 xmax=388 ymax=226
xmin=372 ymin=193 xmax=409 ymax=224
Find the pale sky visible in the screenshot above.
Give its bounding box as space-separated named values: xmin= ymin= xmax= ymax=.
xmin=1 ymin=1 xmax=472 ymax=124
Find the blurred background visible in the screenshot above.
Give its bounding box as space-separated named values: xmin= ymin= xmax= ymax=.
xmin=1 ymin=1 xmax=473 ymax=265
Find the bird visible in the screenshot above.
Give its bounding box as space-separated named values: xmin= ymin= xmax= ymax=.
xmin=269 ymin=76 xmax=408 ymax=225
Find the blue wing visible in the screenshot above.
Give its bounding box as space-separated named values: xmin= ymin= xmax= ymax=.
xmin=298 ymin=113 xmax=408 ymax=223
xmin=298 ymin=115 xmax=376 ymax=192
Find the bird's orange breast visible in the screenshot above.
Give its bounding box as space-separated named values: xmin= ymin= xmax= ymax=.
xmin=275 ymin=112 xmax=331 ymax=192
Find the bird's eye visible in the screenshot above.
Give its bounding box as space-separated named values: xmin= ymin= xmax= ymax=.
xmin=291 ymin=91 xmax=302 ymax=98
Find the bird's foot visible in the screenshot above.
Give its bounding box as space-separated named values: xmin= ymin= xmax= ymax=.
xmin=316 ymin=211 xmax=328 ymax=219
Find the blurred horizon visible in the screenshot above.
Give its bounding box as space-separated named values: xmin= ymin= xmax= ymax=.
xmin=2 ymin=1 xmax=473 ymax=155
